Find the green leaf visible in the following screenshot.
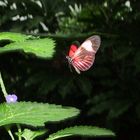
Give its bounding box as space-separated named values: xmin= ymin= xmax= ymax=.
xmin=47 ymin=126 xmax=115 ymax=140
xmin=0 ymin=38 xmax=55 ymax=58
xmin=16 ymin=129 xmax=46 ymax=140
xmin=0 ymin=32 xmax=30 ymax=42
xmin=0 ymin=102 xmax=80 ymax=127
xmin=107 ymin=100 xmax=132 ymax=119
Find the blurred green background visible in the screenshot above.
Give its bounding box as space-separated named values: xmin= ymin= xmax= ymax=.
xmin=0 ymin=0 xmax=140 ymax=139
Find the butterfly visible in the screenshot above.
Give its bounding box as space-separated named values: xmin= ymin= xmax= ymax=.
xmin=66 ymin=35 xmax=101 ymax=74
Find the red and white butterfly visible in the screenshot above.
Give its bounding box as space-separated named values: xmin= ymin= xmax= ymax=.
xmin=66 ymin=35 xmax=101 ymax=74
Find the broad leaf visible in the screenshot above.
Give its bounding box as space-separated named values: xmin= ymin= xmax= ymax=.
xmin=107 ymin=100 xmax=132 ymax=119
xmin=16 ymin=129 xmax=46 ymax=140
xmin=0 ymin=102 xmax=80 ymax=127
xmin=0 ymin=38 xmax=55 ymax=58
xmin=47 ymin=126 xmax=115 ymax=140
xmin=0 ymin=32 xmax=30 ymax=42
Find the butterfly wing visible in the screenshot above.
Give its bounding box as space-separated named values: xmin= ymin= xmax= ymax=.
xmin=68 ymin=44 xmax=78 ymax=57
xmin=71 ymin=35 xmax=101 ymax=73
xmin=85 ymin=35 xmax=101 ymax=52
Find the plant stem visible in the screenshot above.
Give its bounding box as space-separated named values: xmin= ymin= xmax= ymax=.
xmin=0 ymin=72 xmax=15 ymax=140
xmin=6 ymin=127 xmax=15 ymax=140
xmin=17 ymin=124 xmax=22 ymax=140
xmin=0 ymin=72 xmax=8 ymax=98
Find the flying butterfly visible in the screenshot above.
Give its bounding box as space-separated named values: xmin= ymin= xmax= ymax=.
xmin=66 ymin=35 xmax=101 ymax=74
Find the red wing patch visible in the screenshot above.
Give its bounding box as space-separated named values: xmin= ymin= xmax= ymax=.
xmin=67 ymin=35 xmax=101 ymax=74
xmin=68 ymin=44 xmax=78 ymax=57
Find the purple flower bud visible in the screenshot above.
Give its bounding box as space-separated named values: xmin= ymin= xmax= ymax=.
xmin=6 ymin=94 xmax=18 ymax=103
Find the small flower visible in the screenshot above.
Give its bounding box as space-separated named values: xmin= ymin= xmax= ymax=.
xmin=6 ymin=94 xmax=18 ymax=103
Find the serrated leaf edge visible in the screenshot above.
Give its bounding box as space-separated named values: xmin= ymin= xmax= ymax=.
xmin=47 ymin=125 xmax=115 ymax=140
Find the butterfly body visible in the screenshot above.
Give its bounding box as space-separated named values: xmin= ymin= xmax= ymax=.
xmin=66 ymin=35 xmax=101 ymax=74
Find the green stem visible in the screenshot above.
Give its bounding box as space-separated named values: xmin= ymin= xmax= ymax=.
xmin=0 ymin=72 xmax=15 ymax=140
xmin=17 ymin=124 xmax=22 ymax=140
xmin=6 ymin=126 xmax=15 ymax=140
xmin=0 ymin=72 xmax=8 ymax=98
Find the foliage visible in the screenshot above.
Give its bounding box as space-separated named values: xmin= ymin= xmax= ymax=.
xmin=0 ymin=0 xmax=140 ymax=140
xmin=16 ymin=129 xmax=46 ymax=140
xmin=0 ymin=32 xmax=115 ymax=140
xmin=47 ymin=126 xmax=115 ymax=140
xmin=0 ymin=32 xmax=55 ymax=58
xmin=0 ymin=101 xmax=80 ymax=127
xmin=0 ymin=32 xmax=30 ymax=42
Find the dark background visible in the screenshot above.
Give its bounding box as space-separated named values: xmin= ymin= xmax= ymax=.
xmin=0 ymin=0 xmax=140 ymax=139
